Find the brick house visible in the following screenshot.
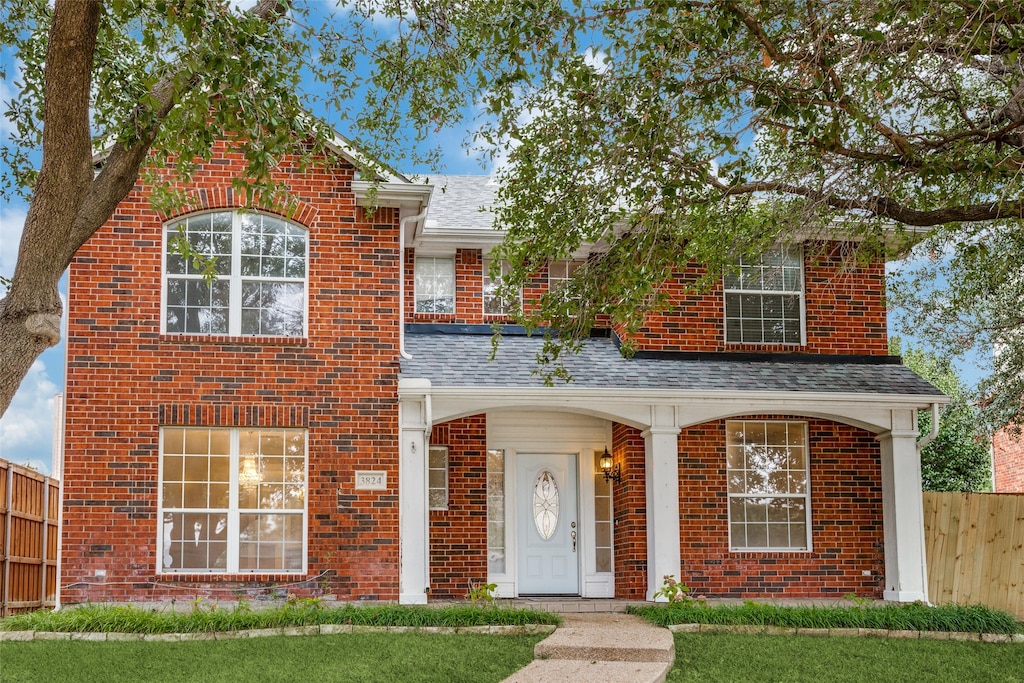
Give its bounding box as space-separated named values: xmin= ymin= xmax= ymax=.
xmin=993 ymin=428 xmax=1024 ymax=492
xmin=60 ymin=138 xmax=946 ymax=606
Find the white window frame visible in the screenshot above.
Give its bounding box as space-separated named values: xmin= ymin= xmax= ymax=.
xmin=726 ymin=420 xmax=812 ymax=552
xmin=483 ymin=258 xmax=520 ymax=316
xmin=486 ymin=449 xmax=506 ymax=575
xmin=157 ymin=426 xmax=308 ymax=574
xmin=428 ymin=445 xmax=449 ymax=510
xmin=414 ymin=256 xmax=456 ymax=314
xmin=723 ymin=246 xmax=804 ymax=345
xmin=547 ymin=260 xmax=584 ymax=294
xmin=162 ymin=210 xmax=309 ymax=337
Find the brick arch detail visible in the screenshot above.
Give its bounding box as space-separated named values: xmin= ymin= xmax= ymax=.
xmin=158 ymin=188 xmax=319 ymax=227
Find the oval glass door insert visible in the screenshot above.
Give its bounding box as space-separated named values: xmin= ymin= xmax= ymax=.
xmin=532 ymin=470 xmax=559 ymax=540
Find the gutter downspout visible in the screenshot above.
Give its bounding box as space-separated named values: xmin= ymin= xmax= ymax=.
xmin=917 ymin=402 xmax=941 ymax=452
xmin=399 ymin=209 xmax=429 ymax=360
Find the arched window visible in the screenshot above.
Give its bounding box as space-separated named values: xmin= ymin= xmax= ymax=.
xmin=164 ymin=211 xmax=307 ymax=337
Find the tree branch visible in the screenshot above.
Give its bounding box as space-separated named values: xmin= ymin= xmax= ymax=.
xmin=68 ymin=0 xmax=294 ymax=262
xmin=707 ymin=176 xmax=1024 ymax=225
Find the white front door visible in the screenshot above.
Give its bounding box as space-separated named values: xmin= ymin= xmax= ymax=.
xmin=517 ymin=453 xmax=579 ymax=595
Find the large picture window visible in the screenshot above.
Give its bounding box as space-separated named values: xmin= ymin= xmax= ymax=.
xmin=164 ymin=211 xmax=307 ymax=337
xmin=723 ymin=246 xmax=802 ymax=344
xmin=159 ymin=427 xmax=307 ymax=573
xmin=415 ymin=256 xmax=455 ymax=313
xmin=726 ymin=420 xmax=810 ymax=551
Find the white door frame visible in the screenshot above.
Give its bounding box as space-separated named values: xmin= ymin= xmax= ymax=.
xmin=487 ymin=411 xmax=615 ymax=598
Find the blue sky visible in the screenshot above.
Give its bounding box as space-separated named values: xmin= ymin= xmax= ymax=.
xmin=0 ymin=3 xmax=989 ymax=475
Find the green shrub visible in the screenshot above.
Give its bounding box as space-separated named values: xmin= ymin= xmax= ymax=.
xmin=629 ymin=600 xmax=1021 ymax=634
xmin=0 ymin=602 xmax=560 ymax=634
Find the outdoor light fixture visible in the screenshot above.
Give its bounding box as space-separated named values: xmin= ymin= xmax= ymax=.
xmin=600 ymin=447 xmax=621 ymax=484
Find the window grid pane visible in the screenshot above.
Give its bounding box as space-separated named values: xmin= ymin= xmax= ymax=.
xmin=487 ymin=449 xmax=505 ymax=575
xmin=160 ymin=427 xmax=306 ymax=574
xmin=593 ymin=451 xmax=613 ymax=573
xmin=483 ymin=259 xmax=520 ymax=316
xmin=164 ymin=211 xmax=307 ymax=337
xmin=724 ymin=247 xmax=802 ymax=344
xmin=415 ymin=257 xmax=455 ymax=313
xmin=428 ymin=446 xmax=449 ymax=510
xmin=726 ymin=420 xmax=809 ymax=551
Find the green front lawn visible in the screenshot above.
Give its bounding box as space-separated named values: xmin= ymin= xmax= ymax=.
xmin=0 ymin=632 xmax=544 ymax=683
xmin=668 ymin=632 xmax=1024 ymax=683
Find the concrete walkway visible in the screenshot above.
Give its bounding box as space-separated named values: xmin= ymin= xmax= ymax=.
xmin=502 ymin=612 xmax=675 ymax=683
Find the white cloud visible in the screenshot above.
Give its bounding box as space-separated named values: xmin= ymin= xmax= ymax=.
xmin=0 ymin=359 xmax=58 ymax=475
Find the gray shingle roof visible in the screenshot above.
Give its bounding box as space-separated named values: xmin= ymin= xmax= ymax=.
xmin=400 ymin=332 xmax=944 ymax=397
xmin=422 ymin=175 xmax=497 ymax=230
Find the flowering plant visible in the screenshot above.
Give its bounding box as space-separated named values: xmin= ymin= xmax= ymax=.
xmin=652 ymin=574 xmax=690 ymax=603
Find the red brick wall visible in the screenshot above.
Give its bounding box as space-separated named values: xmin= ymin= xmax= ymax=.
xmin=993 ymin=428 xmax=1024 ymax=492
xmin=62 ymin=139 xmax=402 ymax=604
xmin=612 ymin=423 xmax=648 ymax=599
xmin=608 ymin=417 xmax=884 ymax=600
xmin=407 ymin=242 xmax=887 ymax=357
xmin=616 ymin=242 xmax=889 ymax=355
xmin=677 ymin=417 xmax=884 ymax=598
xmin=428 ymin=417 xmax=489 ymax=599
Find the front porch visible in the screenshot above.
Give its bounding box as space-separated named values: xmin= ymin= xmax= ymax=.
xmin=397 ymin=331 xmax=946 ymax=606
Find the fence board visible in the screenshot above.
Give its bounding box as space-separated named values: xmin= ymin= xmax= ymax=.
xmin=923 ymin=492 xmax=1024 ymax=620
xmin=0 ymin=459 xmax=60 ymax=616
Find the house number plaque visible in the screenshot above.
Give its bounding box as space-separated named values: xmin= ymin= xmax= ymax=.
xmin=354 ymin=470 xmax=387 ymax=491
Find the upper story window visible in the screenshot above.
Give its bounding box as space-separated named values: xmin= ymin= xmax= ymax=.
xmin=483 ymin=258 xmax=520 ymax=316
xmin=164 ymin=211 xmax=307 ymax=337
xmin=415 ymin=256 xmax=455 ymax=313
xmin=723 ymin=246 xmax=803 ymax=345
xmin=548 ymin=260 xmax=584 ymax=295
xmin=726 ymin=420 xmax=810 ymax=551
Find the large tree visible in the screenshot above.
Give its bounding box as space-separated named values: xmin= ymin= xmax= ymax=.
xmin=2 ymin=0 xmax=1023 ymax=433
xmin=325 ymin=0 xmax=1024 ymax=428
xmin=0 ymin=0 xmax=331 ymax=417
xmin=891 ymin=337 xmax=992 ymax=491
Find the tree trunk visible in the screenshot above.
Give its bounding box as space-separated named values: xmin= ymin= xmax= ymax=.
xmin=0 ymin=0 xmax=100 ymax=418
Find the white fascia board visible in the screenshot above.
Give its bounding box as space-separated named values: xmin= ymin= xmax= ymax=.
xmin=401 ymin=383 xmax=948 ymax=433
xmin=326 ymin=134 xmax=410 ymax=183
xmin=412 ymin=230 xmax=507 ymax=252
xmin=352 ymin=180 xmax=433 ymax=211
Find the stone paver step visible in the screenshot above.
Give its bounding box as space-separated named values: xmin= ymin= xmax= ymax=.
xmin=502 ymin=659 xmax=671 ymax=683
xmin=503 ymin=612 xmax=675 ymax=683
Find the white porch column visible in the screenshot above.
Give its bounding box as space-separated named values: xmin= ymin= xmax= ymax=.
xmin=398 ymin=379 xmax=431 ymax=604
xmin=643 ymin=406 xmax=681 ymax=601
xmin=877 ymin=409 xmax=929 ymax=602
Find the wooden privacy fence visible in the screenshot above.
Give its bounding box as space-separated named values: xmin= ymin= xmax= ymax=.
xmin=0 ymin=459 xmax=59 ymax=616
xmin=923 ymin=492 xmax=1024 ymax=620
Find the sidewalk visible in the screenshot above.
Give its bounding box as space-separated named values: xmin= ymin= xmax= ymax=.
xmin=502 ymin=612 xmax=674 ymax=683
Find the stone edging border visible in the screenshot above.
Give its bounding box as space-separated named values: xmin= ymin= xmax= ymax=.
xmin=666 ymin=623 xmax=1024 ymax=643
xmin=0 ymin=623 xmax=557 ymax=643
